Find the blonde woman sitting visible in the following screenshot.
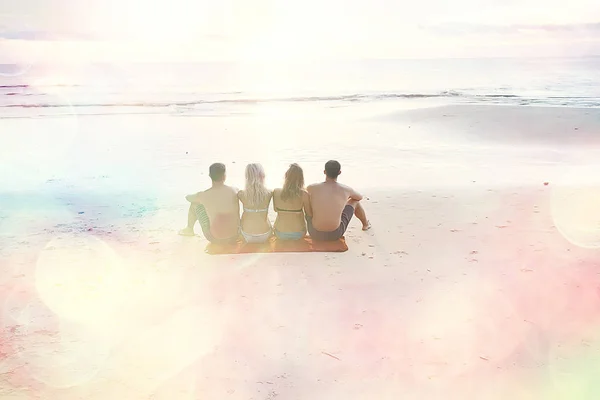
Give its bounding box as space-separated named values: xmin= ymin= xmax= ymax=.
xmin=273 ymin=163 xmax=312 ymax=240
xmin=237 ymin=163 xmax=273 ymax=243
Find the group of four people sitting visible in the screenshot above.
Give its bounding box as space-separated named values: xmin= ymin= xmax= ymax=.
xmin=179 ymin=160 xmax=371 ymax=244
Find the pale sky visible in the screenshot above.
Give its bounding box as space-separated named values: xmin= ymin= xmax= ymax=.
xmin=1 ymin=0 xmax=599 ymax=62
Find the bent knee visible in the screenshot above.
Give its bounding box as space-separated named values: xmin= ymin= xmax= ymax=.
xmin=346 ymin=199 xmax=360 ymax=208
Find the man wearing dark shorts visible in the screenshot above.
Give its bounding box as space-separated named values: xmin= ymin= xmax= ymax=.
xmin=179 ymin=163 xmax=240 ymax=244
xmin=306 ymin=160 xmax=371 ymax=241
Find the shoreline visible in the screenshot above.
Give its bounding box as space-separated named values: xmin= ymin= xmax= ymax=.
xmin=2 ymin=101 xmax=600 ymax=120
xmin=3 ymin=104 xmax=600 ymax=192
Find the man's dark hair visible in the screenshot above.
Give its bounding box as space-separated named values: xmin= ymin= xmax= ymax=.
xmin=209 ymin=163 xmax=226 ymax=182
xmin=324 ymin=160 xmax=341 ymax=179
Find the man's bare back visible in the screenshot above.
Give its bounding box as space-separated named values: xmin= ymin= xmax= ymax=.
xmin=305 ymin=160 xmax=370 ymax=241
xmin=307 ymin=181 xmax=361 ymax=231
xmin=180 ymin=163 xmax=240 ymax=242
xmin=190 ymin=185 xmax=239 ymax=238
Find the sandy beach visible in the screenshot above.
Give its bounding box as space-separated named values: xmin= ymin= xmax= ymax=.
xmin=2 ymin=104 xmax=600 ymax=399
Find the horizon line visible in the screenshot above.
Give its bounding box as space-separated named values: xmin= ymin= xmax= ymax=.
xmin=1 ymin=54 xmax=599 ymax=65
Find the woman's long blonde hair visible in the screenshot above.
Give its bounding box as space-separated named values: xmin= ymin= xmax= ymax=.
xmin=244 ymin=163 xmax=271 ymax=206
xmin=281 ymin=163 xmax=304 ymax=201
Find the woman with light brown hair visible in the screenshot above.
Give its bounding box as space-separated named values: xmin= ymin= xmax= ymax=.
xmin=272 ymin=163 xmax=312 ymax=240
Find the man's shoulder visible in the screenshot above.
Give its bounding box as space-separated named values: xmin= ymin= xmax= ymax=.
xmin=337 ymin=182 xmax=353 ymax=191
xmin=307 ymin=182 xmax=322 ymax=191
xmin=319 ymin=181 xmax=352 ymax=191
xmin=205 ymin=185 xmax=238 ymax=196
xmin=219 ymin=184 xmax=239 ymax=194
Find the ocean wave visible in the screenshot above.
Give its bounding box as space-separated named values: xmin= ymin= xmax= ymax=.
xmin=1 ymin=91 xmax=599 ymax=109
xmin=0 ymin=91 xmax=474 ymax=108
xmin=0 ymin=83 xmax=81 ymax=91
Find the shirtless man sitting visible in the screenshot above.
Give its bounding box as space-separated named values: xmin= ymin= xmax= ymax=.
xmin=306 ymin=160 xmax=371 ymax=241
xmin=179 ymin=163 xmax=240 ymax=244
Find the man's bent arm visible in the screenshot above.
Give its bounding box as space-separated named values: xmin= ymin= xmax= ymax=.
xmin=302 ymin=191 xmax=313 ymax=217
xmin=348 ymin=188 xmax=363 ymax=201
xmin=185 ymin=192 xmax=203 ymax=204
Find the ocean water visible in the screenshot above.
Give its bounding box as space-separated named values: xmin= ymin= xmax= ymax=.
xmin=1 ymin=57 xmax=599 ymax=118
xmin=2 ymin=56 xmax=600 ymax=195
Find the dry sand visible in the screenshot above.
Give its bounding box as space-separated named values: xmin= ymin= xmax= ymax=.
xmin=2 ymin=105 xmax=600 ymax=399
